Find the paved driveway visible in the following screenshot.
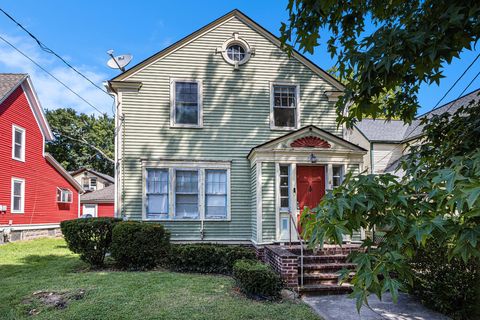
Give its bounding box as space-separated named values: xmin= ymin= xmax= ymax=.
xmin=303 ymin=293 xmax=450 ymax=320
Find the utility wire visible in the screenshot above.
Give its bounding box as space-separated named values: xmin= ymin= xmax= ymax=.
xmin=371 ymin=53 xmax=480 ymax=170
xmin=0 ymin=34 xmax=105 ymax=114
xmin=0 ymin=7 xmax=112 ymax=98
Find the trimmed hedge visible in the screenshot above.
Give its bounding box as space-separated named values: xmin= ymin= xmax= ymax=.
xmin=111 ymin=221 xmax=170 ymax=270
xmin=233 ymin=259 xmax=283 ymax=300
xmin=408 ymin=241 xmax=480 ymax=320
xmin=60 ymin=217 xmax=121 ymax=267
xmin=167 ymin=244 xmax=256 ymax=274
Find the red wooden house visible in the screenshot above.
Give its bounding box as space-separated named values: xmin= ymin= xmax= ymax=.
xmin=0 ymin=74 xmax=83 ymax=241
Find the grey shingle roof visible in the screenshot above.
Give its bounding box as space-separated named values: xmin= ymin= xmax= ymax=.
xmin=355 ymin=88 xmax=480 ymax=143
xmin=403 ymin=88 xmax=480 ymax=140
xmin=0 ymin=73 xmax=27 ymax=102
xmin=355 ymin=119 xmax=409 ymax=142
xmin=81 ymin=184 xmax=114 ymax=203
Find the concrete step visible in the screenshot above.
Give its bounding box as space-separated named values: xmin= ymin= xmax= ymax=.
xmin=299 ymin=283 xmax=353 ymax=295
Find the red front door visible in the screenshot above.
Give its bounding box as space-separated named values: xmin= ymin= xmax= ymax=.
xmin=296 ymin=165 xmax=326 ymax=210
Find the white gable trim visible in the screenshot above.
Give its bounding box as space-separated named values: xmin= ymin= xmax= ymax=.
xmin=111 ymin=10 xmax=344 ymax=91
xmin=21 ymin=77 xmax=54 ymax=141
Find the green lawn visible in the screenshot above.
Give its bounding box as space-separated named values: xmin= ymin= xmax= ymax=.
xmin=0 ymin=238 xmax=320 ymax=320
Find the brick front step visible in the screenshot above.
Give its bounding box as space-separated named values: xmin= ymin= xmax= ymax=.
xmin=303 ymin=272 xmax=355 ymax=285
xmin=299 ymin=283 xmax=353 ymax=295
xmin=303 ymin=263 xmax=356 ymax=272
xmin=303 ymin=254 xmax=350 ymax=264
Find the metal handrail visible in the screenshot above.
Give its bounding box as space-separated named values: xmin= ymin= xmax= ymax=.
xmin=288 ymin=210 xmax=305 ymax=288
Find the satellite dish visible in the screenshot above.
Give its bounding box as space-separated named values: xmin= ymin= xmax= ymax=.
xmin=106 ymin=50 xmax=132 ymax=72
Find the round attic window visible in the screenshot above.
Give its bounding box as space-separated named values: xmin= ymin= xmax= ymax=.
xmin=227 ymin=44 xmax=246 ymax=62
xmin=221 ymin=33 xmax=252 ymax=66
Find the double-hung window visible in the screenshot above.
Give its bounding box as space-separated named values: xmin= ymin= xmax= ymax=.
xmin=271 ymin=84 xmax=299 ymax=129
xmin=144 ymin=163 xmax=230 ymax=220
xmin=146 ymin=169 xmax=169 ymax=218
xmin=175 ymin=170 xmax=199 ymax=219
xmin=171 ymin=80 xmax=202 ymax=127
xmin=205 ymin=170 xmax=227 ymax=219
xmin=12 ymin=125 xmax=25 ymax=161
xmin=332 ymin=165 xmax=344 ymax=188
xmin=11 ymin=178 xmax=25 ymax=213
xmin=279 ymin=165 xmax=290 ymax=211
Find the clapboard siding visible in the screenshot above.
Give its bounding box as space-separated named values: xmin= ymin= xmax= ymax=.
xmin=251 ymin=163 xmax=257 ymax=242
xmin=372 ymin=143 xmax=404 ymax=173
xmin=261 ymin=162 xmax=275 ymax=242
xmin=119 ymin=16 xmax=341 ymax=241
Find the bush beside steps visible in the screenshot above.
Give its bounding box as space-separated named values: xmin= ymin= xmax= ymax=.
xmin=233 ymin=259 xmax=283 ymax=300
xmin=167 ymin=243 xmax=256 ymax=274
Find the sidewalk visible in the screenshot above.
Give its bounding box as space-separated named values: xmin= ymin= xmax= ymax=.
xmin=303 ymin=293 xmax=450 ymax=320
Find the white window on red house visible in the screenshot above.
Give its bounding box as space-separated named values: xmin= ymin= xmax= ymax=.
xmin=57 ymin=188 xmax=73 ymax=203
xmin=12 ymin=125 xmax=25 ymax=161
xmin=11 ymin=178 xmax=25 ymax=213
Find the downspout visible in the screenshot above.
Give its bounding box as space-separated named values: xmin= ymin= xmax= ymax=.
xmin=370 ymin=142 xmax=374 ymax=174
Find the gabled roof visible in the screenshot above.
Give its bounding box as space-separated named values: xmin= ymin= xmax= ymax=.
xmin=110 ymin=9 xmax=344 ymax=91
xmin=248 ymin=125 xmax=367 ymax=159
xmin=81 ymin=184 xmax=114 ymax=203
xmin=0 ymin=73 xmax=27 ymax=102
xmin=70 ymin=167 xmax=114 ymax=183
xmin=355 ymin=88 xmax=480 ymax=143
xmin=0 ymin=73 xmax=54 ymax=141
xmin=45 ymin=153 xmax=83 ymax=192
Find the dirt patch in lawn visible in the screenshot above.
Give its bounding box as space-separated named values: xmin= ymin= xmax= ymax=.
xmin=23 ymin=289 xmax=85 ymax=315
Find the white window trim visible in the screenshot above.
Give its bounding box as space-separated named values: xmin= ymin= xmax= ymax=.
xmin=269 ymin=82 xmax=301 ymax=131
xmin=173 ymin=168 xmax=201 ymax=220
xmin=12 ymin=125 xmax=26 ymax=162
xmin=170 ymin=78 xmax=203 ymax=128
xmin=11 ymin=177 xmax=25 ymax=214
xmin=82 ymin=204 xmax=98 ymax=217
xmin=57 ymin=187 xmax=73 ymax=203
xmin=142 ymin=161 xmax=231 ymax=221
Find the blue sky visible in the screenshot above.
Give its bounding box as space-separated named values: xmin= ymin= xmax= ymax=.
xmin=1 ymin=0 xmax=479 ymax=116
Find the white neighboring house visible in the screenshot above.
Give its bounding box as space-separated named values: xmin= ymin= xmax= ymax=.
xmin=347 ymin=88 xmax=480 ymax=177
xmin=70 ymin=168 xmax=115 ymax=217
xmin=71 ymin=168 xmax=114 ymax=192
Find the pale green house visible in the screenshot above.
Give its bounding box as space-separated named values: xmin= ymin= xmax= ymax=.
xmin=107 ymin=9 xmax=366 ymax=246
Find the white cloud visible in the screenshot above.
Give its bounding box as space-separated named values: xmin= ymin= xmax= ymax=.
xmin=0 ymin=33 xmax=113 ymax=115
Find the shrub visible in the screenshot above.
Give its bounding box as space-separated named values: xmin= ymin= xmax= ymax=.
xmin=110 ymin=221 xmax=170 ymax=270
xmin=408 ymin=241 xmax=480 ymax=320
xmin=233 ymin=259 xmax=283 ymax=300
xmin=167 ymin=244 xmax=256 ymax=274
xmin=60 ymin=217 xmax=121 ymax=267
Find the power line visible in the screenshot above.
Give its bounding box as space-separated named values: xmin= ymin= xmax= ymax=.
xmin=371 ymin=52 xmax=480 ymax=170
xmin=0 ymin=7 xmax=112 ymax=98
xmin=0 ymin=34 xmax=105 ymax=114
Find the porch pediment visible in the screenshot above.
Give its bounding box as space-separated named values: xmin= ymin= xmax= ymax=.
xmin=247 ymin=125 xmax=367 ymax=161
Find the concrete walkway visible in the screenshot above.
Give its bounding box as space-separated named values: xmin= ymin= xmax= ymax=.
xmin=303 ymin=293 xmax=450 ymax=320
